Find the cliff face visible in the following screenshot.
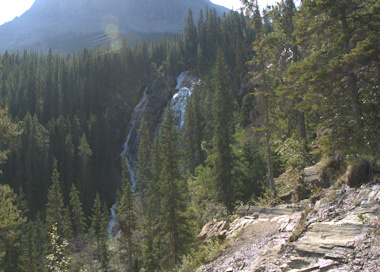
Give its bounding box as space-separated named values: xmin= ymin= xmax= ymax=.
xmin=0 ymin=0 xmax=228 ymax=52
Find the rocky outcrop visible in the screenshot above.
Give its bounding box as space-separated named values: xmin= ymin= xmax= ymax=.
xmin=196 ymin=181 xmax=380 ymax=272
xmin=236 ymin=204 xmax=305 ymax=219
xmin=198 ymin=220 xmax=230 ymax=242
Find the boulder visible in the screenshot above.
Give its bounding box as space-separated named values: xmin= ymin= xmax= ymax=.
xmin=303 ymin=164 xmax=322 ymax=186
xmin=197 ymin=219 xmax=230 ymax=242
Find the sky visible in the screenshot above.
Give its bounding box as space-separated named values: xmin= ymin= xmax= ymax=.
xmin=210 ymin=0 xmax=279 ymax=11
xmin=0 ymin=0 xmax=281 ymax=26
xmin=0 ymin=0 xmax=35 ymax=25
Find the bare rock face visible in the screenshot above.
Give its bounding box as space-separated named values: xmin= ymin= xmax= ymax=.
xmin=196 ymin=183 xmax=380 ymax=272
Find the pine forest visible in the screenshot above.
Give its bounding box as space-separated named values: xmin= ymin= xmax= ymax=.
xmin=0 ymin=0 xmax=379 ymax=271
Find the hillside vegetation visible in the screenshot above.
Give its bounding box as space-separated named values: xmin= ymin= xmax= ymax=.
xmin=0 ymin=0 xmax=379 ymax=271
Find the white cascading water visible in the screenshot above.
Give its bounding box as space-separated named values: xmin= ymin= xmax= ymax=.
xmin=109 ymin=72 xmax=198 ymax=234
xmin=108 ymin=203 xmax=117 ymax=236
xmin=170 ymin=71 xmax=196 ymax=132
xmin=121 ymin=82 xmax=153 ymax=191
xmin=108 ymin=82 xmax=152 ymax=235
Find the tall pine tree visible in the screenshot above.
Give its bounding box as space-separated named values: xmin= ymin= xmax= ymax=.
xmin=69 ymin=183 xmax=86 ymax=236
xmin=210 ymin=49 xmax=236 ymax=210
xmin=115 ymin=157 xmax=136 ymax=270
xmin=46 ymin=159 xmax=64 ymax=228
xmin=158 ymin=104 xmax=189 ymax=268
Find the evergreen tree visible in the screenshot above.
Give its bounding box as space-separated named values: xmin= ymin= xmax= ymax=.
xmin=268 ymin=0 xmax=309 ymax=160
xmin=0 ymin=108 xmax=19 ymax=173
xmin=158 ymin=104 xmax=189 ymax=268
xmin=62 ymin=206 xmax=73 ymax=239
xmin=17 ymin=185 xmax=29 ymax=218
xmin=136 ymin=118 xmax=151 ymax=198
xmin=0 ymin=184 xmax=26 ymax=271
xmin=78 ymin=133 xmax=92 ymax=210
xmin=35 ymin=212 xmax=48 ymax=268
xmin=141 ymin=206 xmax=158 ymax=271
xmin=210 ymin=49 xmax=236 ymax=210
xmin=148 ymin=130 xmax=162 ymax=217
xmin=183 ymin=9 xmax=198 ymax=68
xmin=290 ymin=0 xmax=380 ymax=157
xmin=90 ymin=193 xmax=109 ymax=271
xmin=46 ymin=159 xmax=64 ymax=227
xmin=69 ymin=183 xmax=86 ymax=236
xmin=182 ymin=85 xmax=204 ymax=174
xmin=248 ymin=2 xmax=277 ymax=197
xmin=115 ymin=157 xmax=136 ymax=270
xmin=21 ymin=221 xmax=40 ymax=272
xmin=283 ymin=0 xmax=307 ymax=151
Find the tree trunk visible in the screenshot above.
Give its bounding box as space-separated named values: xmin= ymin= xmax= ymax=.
xmin=262 ymin=59 xmax=276 ymax=198
xmin=341 ymin=8 xmax=362 ymax=128
xmin=128 ymin=235 xmax=133 ymax=271
xmin=264 ymin=96 xmax=276 ymax=198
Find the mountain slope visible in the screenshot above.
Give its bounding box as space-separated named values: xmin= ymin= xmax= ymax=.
xmin=0 ymin=0 xmax=228 ymax=52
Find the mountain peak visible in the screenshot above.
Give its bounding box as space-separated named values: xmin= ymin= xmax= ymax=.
xmin=0 ymin=0 xmax=229 ymax=52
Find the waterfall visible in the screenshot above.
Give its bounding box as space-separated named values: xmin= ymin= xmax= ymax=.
xmin=108 ymin=82 xmax=151 ymax=235
xmin=108 ymin=203 xmax=117 ymax=236
xmin=121 ymin=82 xmax=152 ymax=191
xmin=170 ymin=71 xmax=199 ymax=133
xmin=109 ymin=72 xmax=199 ymax=235
xmin=121 ymin=72 xmax=198 ymax=188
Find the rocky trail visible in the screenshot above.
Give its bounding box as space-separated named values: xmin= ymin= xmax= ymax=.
xmin=196 ymin=163 xmax=380 ymax=272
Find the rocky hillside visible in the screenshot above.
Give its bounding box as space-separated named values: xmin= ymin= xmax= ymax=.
xmin=196 ymin=162 xmax=380 ymax=271
xmin=0 ymin=0 xmax=228 ymax=52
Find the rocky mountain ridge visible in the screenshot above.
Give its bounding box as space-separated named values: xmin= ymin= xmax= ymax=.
xmin=196 ymin=162 xmax=380 ymax=271
xmin=0 ymin=0 xmax=228 ymax=52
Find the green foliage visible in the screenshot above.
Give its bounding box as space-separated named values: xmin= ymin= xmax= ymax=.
xmin=210 ymin=49 xmax=237 ymax=210
xmin=182 ymin=85 xmax=205 ymax=175
xmin=0 ymin=2 xmax=377 ymax=270
xmin=78 ymin=133 xmax=92 ymax=210
xmin=21 ymin=220 xmax=41 ymax=272
xmin=233 ymin=129 xmax=267 ymax=202
xmin=179 ymin=237 xmax=232 ymax=272
xmin=288 ymin=0 xmax=380 ymax=158
xmin=116 ymin=158 xmax=136 ymax=234
xmin=45 ymin=223 xmax=71 ymax=272
xmin=115 ymin=157 xmax=136 ymax=269
xmin=46 ymin=159 xmax=64 ymax=228
xmin=136 ymin=118 xmax=151 ymax=197
xmin=69 ymin=183 xmax=86 ymax=236
xmin=0 ymin=184 xmax=26 ymax=271
xmin=0 ymin=108 xmax=20 ymax=173
xmin=275 ymin=137 xmax=308 ymax=170
xmin=187 ymin=165 xmax=216 ymax=224
xmin=0 ymin=6 xmax=255 ymax=222
xmin=157 ymin=104 xmax=190 ymax=268
xmin=90 ymin=193 xmax=109 ymax=271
